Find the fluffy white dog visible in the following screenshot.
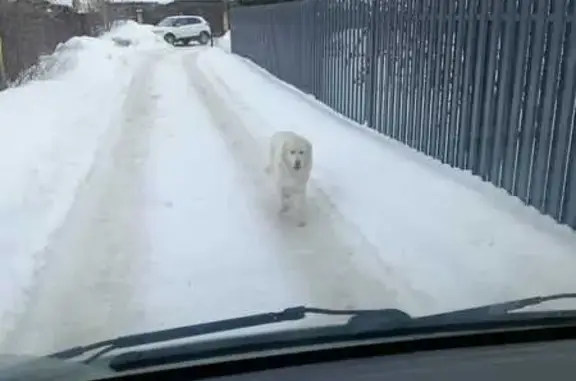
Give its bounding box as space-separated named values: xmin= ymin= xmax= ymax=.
xmin=265 ymin=131 xmax=313 ymax=226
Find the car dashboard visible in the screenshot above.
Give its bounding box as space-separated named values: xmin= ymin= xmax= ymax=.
xmin=207 ymin=339 xmax=575 ymax=381
xmin=97 ymin=325 xmax=576 ymax=381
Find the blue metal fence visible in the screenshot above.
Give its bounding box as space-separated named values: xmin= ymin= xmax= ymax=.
xmin=230 ymin=0 xmax=576 ymax=230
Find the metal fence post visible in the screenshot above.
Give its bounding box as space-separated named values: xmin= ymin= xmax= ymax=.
xmin=364 ymin=0 xmax=378 ymax=129
xmin=229 ymin=0 xmax=576 ymax=231
xmin=0 ymin=35 xmax=7 ymax=90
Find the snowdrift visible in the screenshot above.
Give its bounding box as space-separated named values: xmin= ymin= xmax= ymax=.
xmin=215 ymin=31 xmax=231 ymax=53
xmin=102 ymin=20 xmax=165 ymax=49
xmin=13 ymin=20 xmax=163 ymax=85
xmin=0 ymin=22 xmax=164 ymax=346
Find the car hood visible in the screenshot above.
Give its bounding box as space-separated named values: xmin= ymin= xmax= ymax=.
xmin=0 ymin=354 xmax=113 ymax=381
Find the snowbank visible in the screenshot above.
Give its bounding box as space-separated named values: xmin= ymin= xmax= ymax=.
xmin=13 ymin=36 xmax=124 ymax=85
xmin=0 ymin=25 xmax=161 ymax=344
xmin=215 ymin=31 xmax=231 ymax=53
xmin=14 ymin=21 xmax=164 ymax=85
xmin=102 ymin=20 xmax=165 ymax=49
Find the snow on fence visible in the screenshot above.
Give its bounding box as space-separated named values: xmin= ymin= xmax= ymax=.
xmin=230 ymin=0 xmax=576 ymax=231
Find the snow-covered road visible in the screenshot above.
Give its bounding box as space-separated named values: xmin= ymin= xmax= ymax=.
xmin=0 ymin=47 xmax=410 ymax=356
xmin=1 ymin=50 xmax=163 ymax=354
xmin=1 ymin=23 xmax=576 ymax=356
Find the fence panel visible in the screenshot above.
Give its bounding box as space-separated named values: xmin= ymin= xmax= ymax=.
xmin=231 ymin=0 xmax=576 ymax=230
xmin=0 ymin=2 xmax=102 ymax=83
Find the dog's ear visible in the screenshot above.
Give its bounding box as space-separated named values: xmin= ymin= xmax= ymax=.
xmin=305 ymin=140 xmax=313 ymax=156
xmin=280 ymin=140 xmax=291 ymax=165
xmin=305 ymin=141 xmax=313 ymax=167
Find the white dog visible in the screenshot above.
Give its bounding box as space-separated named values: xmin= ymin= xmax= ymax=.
xmin=265 ymin=131 xmax=313 ymax=226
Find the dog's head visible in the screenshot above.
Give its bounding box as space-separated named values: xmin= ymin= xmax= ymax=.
xmin=281 ymin=136 xmax=312 ymax=172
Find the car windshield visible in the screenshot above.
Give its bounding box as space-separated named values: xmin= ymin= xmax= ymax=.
xmin=1 ymin=0 xmax=576 ymax=364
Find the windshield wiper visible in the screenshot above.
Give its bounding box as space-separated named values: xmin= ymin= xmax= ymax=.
xmin=415 ymin=292 xmax=576 ymax=322
xmin=48 ymin=306 xmax=412 ymax=362
xmin=47 ymin=292 xmax=576 ymax=363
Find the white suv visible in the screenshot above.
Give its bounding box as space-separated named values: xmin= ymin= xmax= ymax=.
xmin=152 ymin=15 xmax=212 ymax=46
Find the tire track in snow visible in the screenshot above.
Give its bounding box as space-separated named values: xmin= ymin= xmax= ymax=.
xmin=183 ymin=50 xmax=433 ymax=315
xmin=0 ymin=52 xmax=162 ymax=356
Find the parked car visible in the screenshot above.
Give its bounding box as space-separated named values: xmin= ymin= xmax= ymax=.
xmin=152 ymin=15 xmax=212 ymax=46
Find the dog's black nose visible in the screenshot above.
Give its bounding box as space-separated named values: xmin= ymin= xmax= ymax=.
xmin=294 ymin=160 xmax=302 ymax=169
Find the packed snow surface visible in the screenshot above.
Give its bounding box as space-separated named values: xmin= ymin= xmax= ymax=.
xmin=1 ymin=23 xmax=576 ymax=357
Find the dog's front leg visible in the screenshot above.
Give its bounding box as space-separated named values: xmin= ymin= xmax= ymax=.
xmin=279 ymin=189 xmax=290 ymax=214
xmin=293 ymin=191 xmax=307 ymax=227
